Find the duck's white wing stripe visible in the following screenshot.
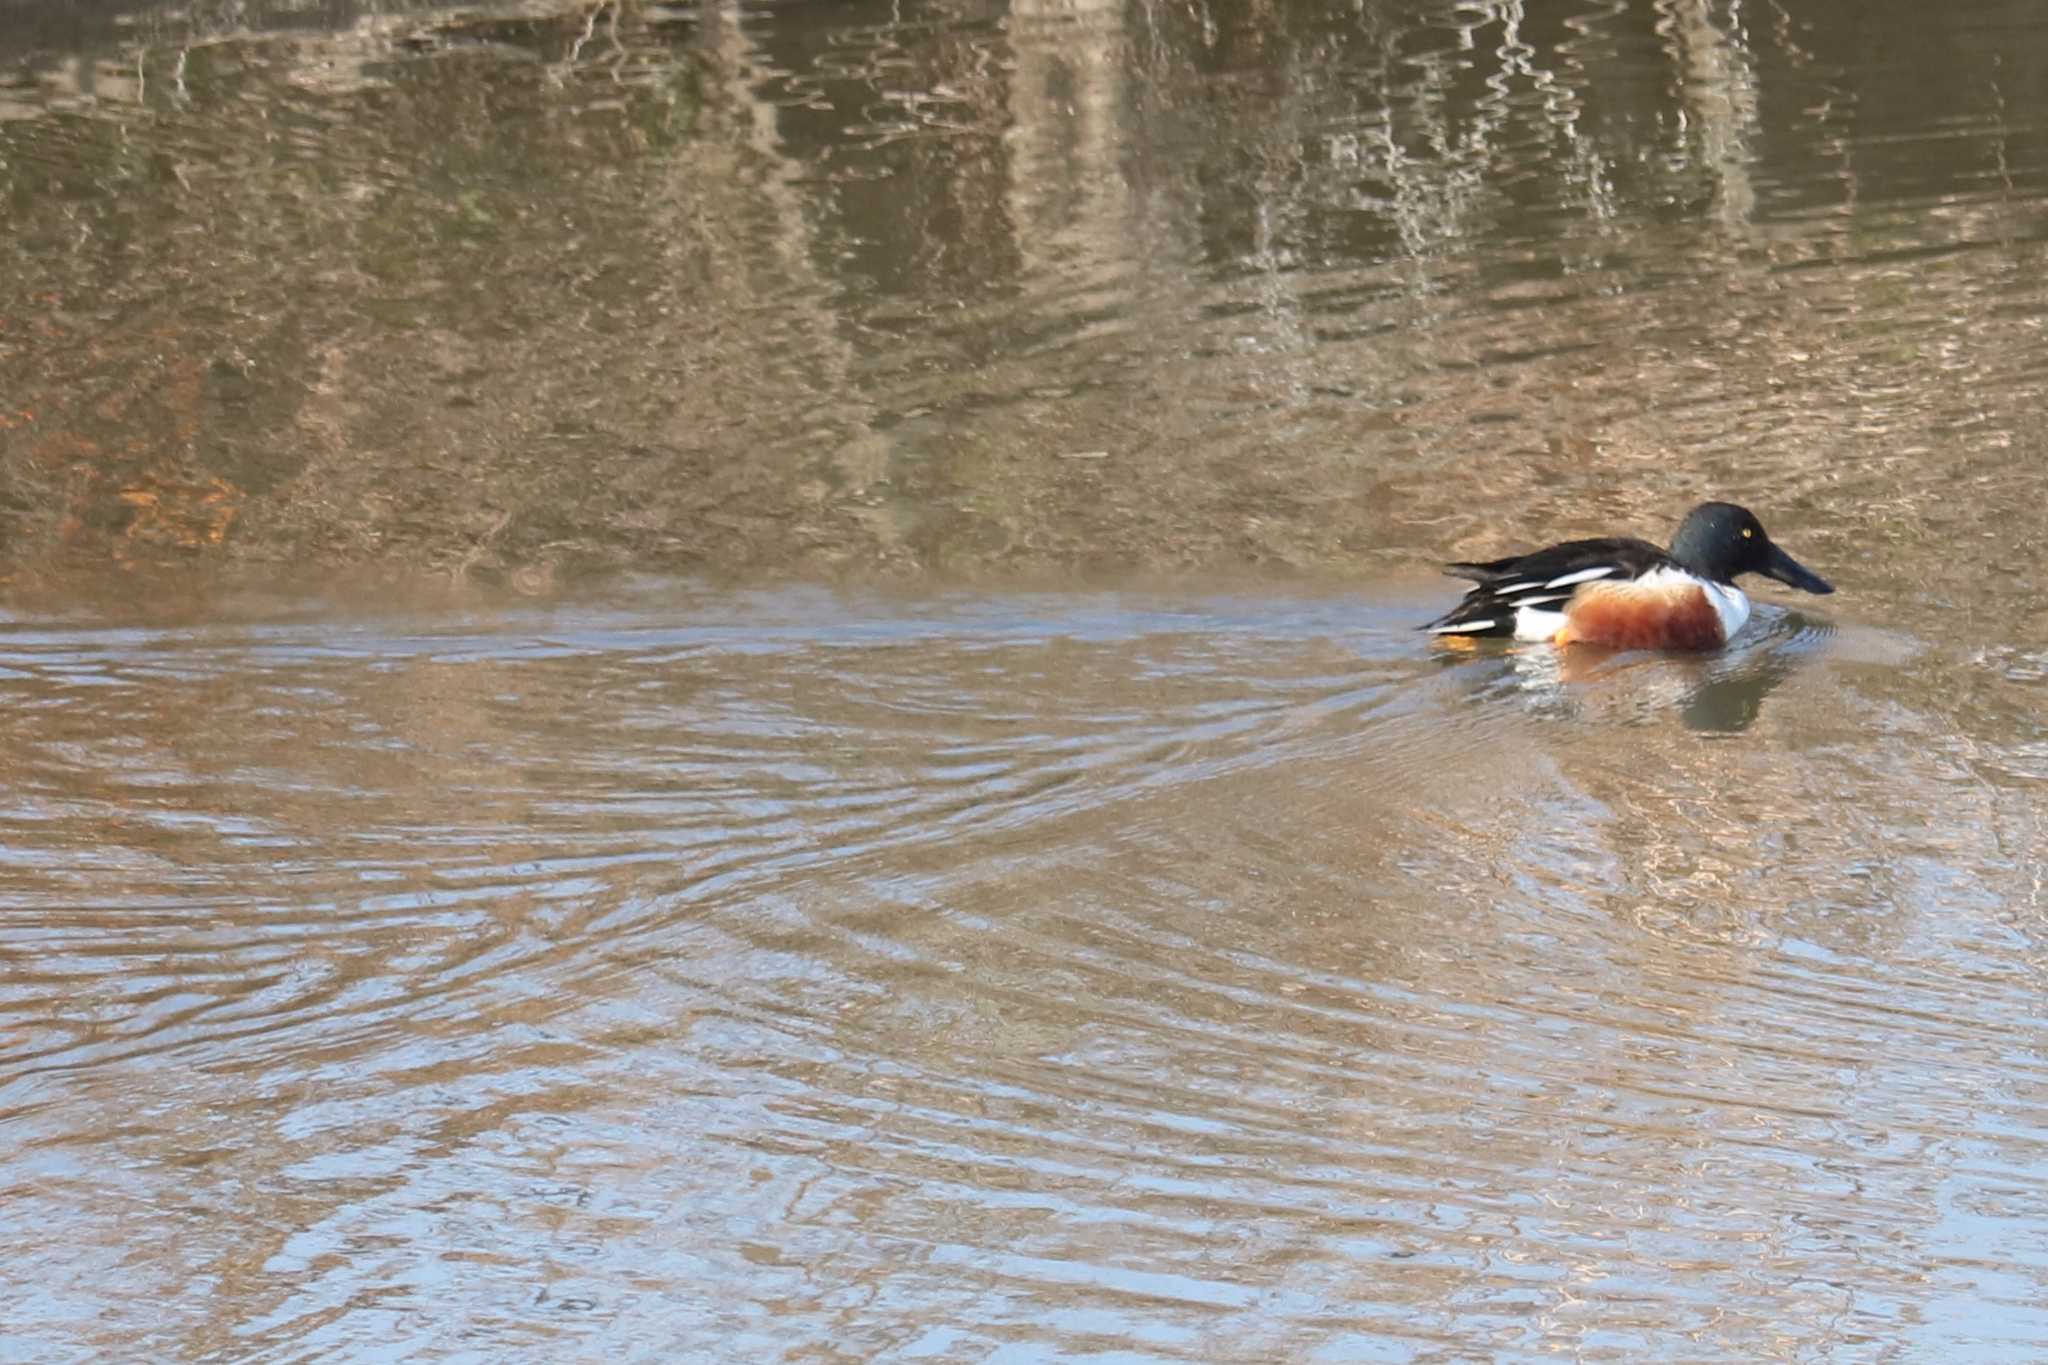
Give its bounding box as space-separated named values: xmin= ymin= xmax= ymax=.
xmin=1428 ymin=618 xmax=1494 ymax=634
xmin=1542 ymin=565 xmax=1619 ymax=589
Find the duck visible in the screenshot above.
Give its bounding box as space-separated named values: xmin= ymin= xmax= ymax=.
xmin=1423 ymin=501 xmax=1834 ymax=650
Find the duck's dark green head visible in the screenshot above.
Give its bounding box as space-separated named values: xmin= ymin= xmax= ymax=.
xmin=1670 ymin=502 xmax=1834 ymax=594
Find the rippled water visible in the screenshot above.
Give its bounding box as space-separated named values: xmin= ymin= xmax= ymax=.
xmin=3 ymin=582 xmax=2045 ymax=1359
xmin=7 ymin=0 xmax=2048 ymax=1359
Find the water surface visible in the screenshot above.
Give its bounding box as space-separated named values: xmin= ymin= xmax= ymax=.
xmin=4 ymin=1 xmax=2048 ymax=1359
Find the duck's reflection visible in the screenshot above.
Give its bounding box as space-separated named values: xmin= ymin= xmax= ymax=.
xmin=1433 ymin=609 xmax=1835 ymax=733
xmin=1680 ymin=645 xmax=1809 ymax=733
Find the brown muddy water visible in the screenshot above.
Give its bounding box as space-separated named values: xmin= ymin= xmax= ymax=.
xmin=5 ymin=1 xmax=2048 ymax=1360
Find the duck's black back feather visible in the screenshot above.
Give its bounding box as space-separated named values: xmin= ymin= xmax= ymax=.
xmin=1445 ymin=536 xmax=1672 ymax=584
xmin=1425 ymin=536 xmax=1678 ymax=636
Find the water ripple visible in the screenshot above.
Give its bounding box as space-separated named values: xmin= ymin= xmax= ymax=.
xmin=0 ymin=587 xmax=2044 ymax=1359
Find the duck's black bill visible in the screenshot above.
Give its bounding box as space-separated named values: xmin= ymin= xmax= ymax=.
xmin=1762 ymin=543 xmax=1834 ymax=595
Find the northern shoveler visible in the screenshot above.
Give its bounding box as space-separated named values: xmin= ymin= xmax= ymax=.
xmin=1423 ymin=501 xmax=1834 ymax=650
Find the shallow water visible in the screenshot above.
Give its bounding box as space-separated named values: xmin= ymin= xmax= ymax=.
xmin=6 ymin=0 xmax=2048 ymax=1360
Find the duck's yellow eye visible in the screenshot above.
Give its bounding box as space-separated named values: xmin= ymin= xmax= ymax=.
xmin=1741 ymin=527 xmax=1753 ymax=538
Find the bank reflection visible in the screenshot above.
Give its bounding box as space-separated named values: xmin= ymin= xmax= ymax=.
xmin=15 ymin=0 xmax=2041 ymax=580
